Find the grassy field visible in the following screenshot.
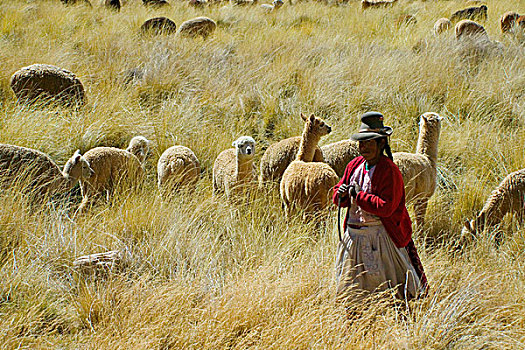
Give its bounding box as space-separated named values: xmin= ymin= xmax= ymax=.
xmin=1 ymin=0 xmax=525 ymax=348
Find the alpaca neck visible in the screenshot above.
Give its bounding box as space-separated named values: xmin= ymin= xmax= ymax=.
xmin=236 ymin=158 xmax=253 ymax=180
xmin=416 ymin=125 xmax=439 ymax=165
xmin=296 ymin=127 xmax=320 ymax=162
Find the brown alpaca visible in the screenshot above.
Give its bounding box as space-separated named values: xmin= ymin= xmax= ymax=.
xmin=500 ymin=11 xmax=520 ymax=33
xmin=450 ymin=5 xmax=488 ymax=23
xmin=361 ymin=0 xmax=398 ymax=10
xmin=280 ymin=114 xmax=339 ymax=219
xmin=455 ymin=20 xmax=488 ymax=41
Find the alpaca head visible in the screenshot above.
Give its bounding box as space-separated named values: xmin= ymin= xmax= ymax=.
xmin=233 ymin=136 xmax=256 ymax=160
xmin=272 ymin=0 xmax=283 ymax=9
xmin=419 ymin=112 xmax=442 ymax=133
xmin=301 ymin=113 xmax=331 ymax=138
xmin=500 ymin=12 xmax=520 ymax=33
xmin=462 ymin=210 xmax=487 ymax=238
xmin=63 ymin=150 xmax=94 ymax=184
xmin=126 ymin=136 xmax=151 ymax=164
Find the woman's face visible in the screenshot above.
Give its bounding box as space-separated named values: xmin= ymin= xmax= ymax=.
xmin=358 ymin=138 xmax=384 ymax=165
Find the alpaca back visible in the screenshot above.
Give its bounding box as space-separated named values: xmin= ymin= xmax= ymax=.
xmin=477 ymin=169 xmax=525 ymax=225
xmin=157 ymin=146 xmax=200 ymax=188
xmin=0 ymin=144 xmax=66 ymax=196
xmin=82 ymin=147 xmax=143 ymax=193
xmin=280 ymin=160 xmax=338 ymax=211
xmin=259 ymin=136 xmax=323 ymax=183
xmin=321 ymin=139 xmax=359 ymax=178
xmin=213 ymin=149 xmax=237 ymax=192
xmin=393 ymin=152 xmax=435 ymax=201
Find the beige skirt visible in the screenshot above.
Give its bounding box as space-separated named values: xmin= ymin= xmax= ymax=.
xmin=336 ymin=224 xmax=422 ymax=300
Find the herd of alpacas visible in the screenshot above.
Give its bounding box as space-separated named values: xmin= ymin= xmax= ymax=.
xmin=2 ymin=0 xmax=525 ymax=247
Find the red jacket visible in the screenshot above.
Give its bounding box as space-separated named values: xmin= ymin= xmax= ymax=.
xmin=332 ymin=155 xmax=412 ymax=248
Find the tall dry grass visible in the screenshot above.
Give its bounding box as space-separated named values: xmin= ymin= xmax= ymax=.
xmin=1 ymin=0 xmax=525 ymax=348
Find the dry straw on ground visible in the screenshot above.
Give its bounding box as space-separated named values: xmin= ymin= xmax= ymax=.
xmin=0 ymin=0 xmax=524 ymax=348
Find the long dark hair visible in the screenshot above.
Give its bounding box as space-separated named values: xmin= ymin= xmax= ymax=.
xmin=376 ymin=137 xmax=393 ymax=161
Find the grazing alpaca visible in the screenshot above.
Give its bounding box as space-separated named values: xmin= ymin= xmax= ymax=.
xmin=393 ymin=113 xmax=442 ymax=228
xmin=462 ymin=169 xmax=525 ymax=242
xmin=64 ymin=148 xmax=144 ymax=214
xmin=157 ymin=145 xmax=200 ymax=195
xmin=450 ymin=5 xmax=488 ymax=23
xmin=455 ymin=19 xmax=488 ymax=41
xmin=280 ymin=114 xmax=339 ymax=219
xmin=361 ymin=0 xmax=398 ymax=10
xmin=500 ymin=11 xmax=520 ymax=34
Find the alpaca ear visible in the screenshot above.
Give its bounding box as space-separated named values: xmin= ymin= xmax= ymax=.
xmin=301 ymin=113 xmax=307 ymax=121
xmin=463 ymin=219 xmax=472 ymax=232
xmin=73 ymin=149 xmax=82 ymax=162
xmin=232 ymin=140 xmax=237 ymax=147
xmin=309 ymin=114 xmax=315 ymax=122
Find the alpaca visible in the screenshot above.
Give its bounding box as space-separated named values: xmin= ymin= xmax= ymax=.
xmin=261 ymin=0 xmax=283 ymax=12
xmin=280 ymin=114 xmax=339 ymax=219
xmin=393 ymin=113 xmax=442 ymax=229
xmin=140 ymin=17 xmax=177 ymax=35
xmin=500 ymin=11 xmax=520 ymax=34
xmin=213 ymin=136 xmax=257 ymax=200
xmin=63 ymin=148 xmax=144 ymax=214
xmin=259 ymin=137 xmax=324 ymax=185
xmin=157 ymin=145 xmax=200 ymax=195
xmin=455 ymin=19 xmax=488 ymax=41
xmin=0 ymin=144 xmax=93 ymax=200
xmin=177 ymin=17 xmax=217 ymax=40
xmin=320 ymin=139 xmax=359 ymax=178
xmin=125 ymin=136 xmax=151 ymax=166
xmin=10 ymin=64 xmax=86 ymax=107
xmin=462 ymin=169 xmax=525 ymax=242
xmin=361 ymin=0 xmax=398 ymax=10
xmin=433 ymin=18 xmax=452 ymax=35
xmin=450 ymin=5 xmax=488 ymax=23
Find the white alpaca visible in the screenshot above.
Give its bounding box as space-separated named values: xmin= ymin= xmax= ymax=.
xmin=213 ymin=136 xmax=257 ymax=199
xmin=393 ymin=112 xmax=442 ymax=228
xmin=126 ymin=136 xmax=151 ymax=166
xmin=280 ymin=114 xmax=339 ymax=219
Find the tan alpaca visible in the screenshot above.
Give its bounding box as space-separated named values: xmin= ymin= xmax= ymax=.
xmin=157 ymin=145 xmax=200 ymax=196
xmin=463 ymin=169 xmax=525 ymax=240
xmin=64 ymin=147 xmax=144 ymax=214
xmin=321 ymin=139 xmax=359 ymax=178
xmin=259 ymin=137 xmax=324 ymax=185
xmin=455 ymin=20 xmax=488 ymax=41
xmin=433 ymin=18 xmax=452 ymax=35
xmin=280 ymin=114 xmax=339 ymax=219
xmin=393 ymin=113 xmax=442 ymax=228
xmin=213 ymin=136 xmax=257 ymax=200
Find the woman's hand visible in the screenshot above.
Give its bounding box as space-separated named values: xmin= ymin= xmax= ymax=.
xmin=337 ymin=184 xmax=350 ymax=198
xmin=349 ymin=183 xmax=361 ymax=198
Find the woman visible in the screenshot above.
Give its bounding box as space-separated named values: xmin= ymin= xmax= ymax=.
xmin=333 ymin=111 xmax=427 ymax=301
